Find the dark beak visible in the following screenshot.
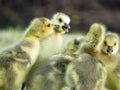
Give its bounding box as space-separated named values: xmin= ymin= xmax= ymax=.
xmin=107 ymin=46 xmax=113 ymax=55
xmin=62 ymin=23 xmax=71 ymax=32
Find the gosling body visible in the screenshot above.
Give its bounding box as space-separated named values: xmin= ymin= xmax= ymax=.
xmin=0 ymin=17 xmax=53 ymax=90
xmin=65 ymin=23 xmax=107 ymax=90
xmin=98 ymin=32 xmax=120 ymax=90
xmin=39 ymin=12 xmax=71 ymax=62
xmin=24 ymin=12 xmax=71 ymax=90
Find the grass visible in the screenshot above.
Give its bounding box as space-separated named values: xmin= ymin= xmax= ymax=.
xmin=0 ymin=27 xmax=23 ymax=50
xmin=0 ymin=28 xmax=84 ymax=51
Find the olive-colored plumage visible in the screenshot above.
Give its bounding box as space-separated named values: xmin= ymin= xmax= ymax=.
xmin=24 ymin=12 xmax=71 ymax=90
xmin=63 ymin=36 xmax=86 ymax=54
xmin=39 ymin=12 xmax=71 ymax=62
xmin=24 ymin=54 xmax=75 ymax=90
xmin=0 ymin=17 xmax=53 ymax=90
xmin=98 ymin=32 xmax=120 ymax=90
xmin=65 ymin=23 xmax=107 ymax=90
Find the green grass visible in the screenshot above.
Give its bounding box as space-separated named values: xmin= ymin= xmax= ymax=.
xmin=0 ymin=28 xmax=23 ymax=50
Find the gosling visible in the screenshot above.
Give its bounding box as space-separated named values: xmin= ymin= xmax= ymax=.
xmin=23 ymin=12 xmax=71 ymax=90
xmin=65 ymin=22 xmax=107 ymax=90
xmin=0 ymin=17 xmax=53 ymax=90
xmin=98 ymin=32 xmax=120 ymax=90
xmin=39 ymin=12 xmax=71 ymax=62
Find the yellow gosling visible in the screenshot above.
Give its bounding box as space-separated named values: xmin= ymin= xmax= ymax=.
xmin=24 ymin=12 xmax=71 ymax=90
xmin=65 ymin=23 xmax=107 ymax=90
xmin=63 ymin=36 xmax=86 ymax=54
xmin=39 ymin=12 xmax=71 ymax=62
xmin=0 ymin=17 xmax=53 ymax=90
xmin=98 ymin=32 xmax=120 ymax=90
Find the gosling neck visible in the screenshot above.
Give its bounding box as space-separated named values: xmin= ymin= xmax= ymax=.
xmin=54 ymin=29 xmax=65 ymax=35
xmin=23 ymin=32 xmax=40 ymax=40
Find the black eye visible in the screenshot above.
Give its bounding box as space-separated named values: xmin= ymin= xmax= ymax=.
xmin=47 ymin=24 xmax=50 ymax=27
xmin=59 ymin=18 xmax=62 ymax=22
xmin=114 ymin=42 xmax=116 ymax=46
xmin=104 ymin=41 xmax=107 ymax=46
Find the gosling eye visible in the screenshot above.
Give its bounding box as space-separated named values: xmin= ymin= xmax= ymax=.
xmin=104 ymin=41 xmax=107 ymax=46
xmin=47 ymin=24 xmax=50 ymax=27
xmin=59 ymin=18 xmax=62 ymax=22
xmin=114 ymin=42 xmax=116 ymax=46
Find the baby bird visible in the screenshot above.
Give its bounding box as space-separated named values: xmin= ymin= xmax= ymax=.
xmin=24 ymin=54 xmax=77 ymax=90
xmin=98 ymin=32 xmax=120 ymax=90
xmin=22 ymin=12 xmax=71 ymax=90
xmin=63 ymin=36 xmax=86 ymax=54
xmin=0 ymin=17 xmax=53 ymax=90
xmin=65 ymin=23 xmax=107 ymax=90
xmin=39 ymin=12 xmax=71 ymax=62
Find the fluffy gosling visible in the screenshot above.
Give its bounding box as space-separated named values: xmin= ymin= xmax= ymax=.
xmin=22 ymin=12 xmax=71 ymax=90
xmin=98 ymin=32 xmax=120 ymax=90
xmin=0 ymin=17 xmax=53 ymax=90
xmin=65 ymin=23 xmax=107 ymax=90
xmin=63 ymin=36 xmax=86 ymax=54
xmin=39 ymin=12 xmax=71 ymax=62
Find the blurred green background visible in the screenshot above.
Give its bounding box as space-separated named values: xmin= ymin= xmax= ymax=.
xmin=0 ymin=0 xmax=120 ymax=33
xmin=0 ymin=0 xmax=120 ymax=49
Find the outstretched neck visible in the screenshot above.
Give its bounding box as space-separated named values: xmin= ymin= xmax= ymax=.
xmin=21 ymin=36 xmax=40 ymax=65
xmin=23 ymin=28 xmax=41 ymax=40
xmin=54 ymin=31 xmax=63 ymax=35
xmin=22 ymin=32 xmax=40 ymax=41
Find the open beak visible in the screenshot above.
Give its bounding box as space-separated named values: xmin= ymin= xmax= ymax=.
xmin=62 ymin=23 xmax=71 ymax=32
xmin=107 ymin=46 xmax=113 ymax=56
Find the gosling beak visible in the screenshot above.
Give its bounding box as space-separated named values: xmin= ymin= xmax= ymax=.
xmin=62 ymin=23 xmax=71 ymax=32
xmin=54 ymin=24 xmax=59 ymax=30
xmin=107 ymin=46 xmax=113 ymax=56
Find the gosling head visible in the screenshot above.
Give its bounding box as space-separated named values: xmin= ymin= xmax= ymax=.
xmin=101 ymin=32 xmax=119 ymax=56
xmin=25 ymin=17 xmax=54 ymax=38
xmin=51 ymin=12 xmax=71 ymax=33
